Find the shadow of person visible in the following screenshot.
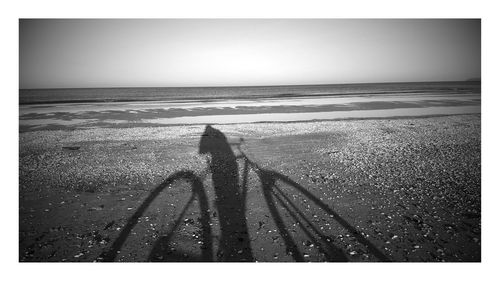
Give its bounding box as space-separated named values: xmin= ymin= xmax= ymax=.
xmin=100 ymin=126 xmax=388 ymax=262
xmin=199 ymin=125 xmax=253 ymax=261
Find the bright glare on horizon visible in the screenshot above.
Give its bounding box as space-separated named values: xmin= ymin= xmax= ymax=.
xmin=19 ymin=19 xmax=480 ymax=89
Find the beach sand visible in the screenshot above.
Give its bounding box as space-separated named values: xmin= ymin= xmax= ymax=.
xmin=19 ymin=114 xmax=481 ymax=262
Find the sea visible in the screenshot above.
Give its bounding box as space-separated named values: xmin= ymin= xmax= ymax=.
xmin=19 ymin=81 xmax=480 ymax=105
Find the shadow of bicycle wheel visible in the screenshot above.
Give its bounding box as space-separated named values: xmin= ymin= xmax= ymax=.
xmin=99 ymin=170 xmax=212 ymax=262
xmin=256 ymin=167 xmax=390 ymax=262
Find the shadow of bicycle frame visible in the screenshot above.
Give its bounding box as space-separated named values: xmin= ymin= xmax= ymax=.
xmin=99 ymin=127 xmax=390 ymax=262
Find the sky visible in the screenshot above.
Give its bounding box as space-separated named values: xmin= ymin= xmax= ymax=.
xmin=19 ymin=19 xmax=480 ymax=89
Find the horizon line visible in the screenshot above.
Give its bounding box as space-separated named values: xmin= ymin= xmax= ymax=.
xmin=19 ymin=79 xmax=480 ymax=91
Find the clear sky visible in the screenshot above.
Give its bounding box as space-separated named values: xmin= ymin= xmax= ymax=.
xmin=19 ymin=19 xmax=480 ymax=89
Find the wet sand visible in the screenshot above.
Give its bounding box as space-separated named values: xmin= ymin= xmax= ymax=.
xmin=19 ymin=92 xmax=480 ymax=131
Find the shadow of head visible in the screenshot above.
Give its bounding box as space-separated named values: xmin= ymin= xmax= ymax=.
xmin=199 ymin=125 xmax=233 ymax=155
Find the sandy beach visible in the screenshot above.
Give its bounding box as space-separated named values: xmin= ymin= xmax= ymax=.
xmin=19 ymin=113 xmax=481 ymax=261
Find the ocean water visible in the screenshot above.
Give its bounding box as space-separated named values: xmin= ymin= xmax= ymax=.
xmin=19 ymin=81 xmax=480 ymax=105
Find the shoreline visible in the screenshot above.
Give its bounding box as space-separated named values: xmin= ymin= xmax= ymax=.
xmin=18 ymin=112 xmax=481 ymax=132
xmin=19 ymin=91 xmax=480 ymax=132
xmin=19 ymin=112 xmax=481 ymax=133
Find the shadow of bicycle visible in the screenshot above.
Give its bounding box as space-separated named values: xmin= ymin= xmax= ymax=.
xmin=99 ymin=125 xmax=390 ymax=262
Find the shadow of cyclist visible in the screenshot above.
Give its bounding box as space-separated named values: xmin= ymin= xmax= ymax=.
xmin=100 ymin=125 xmax=388 ymax=262
xmin=199 ymin=125 xmax=253 ymax=261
